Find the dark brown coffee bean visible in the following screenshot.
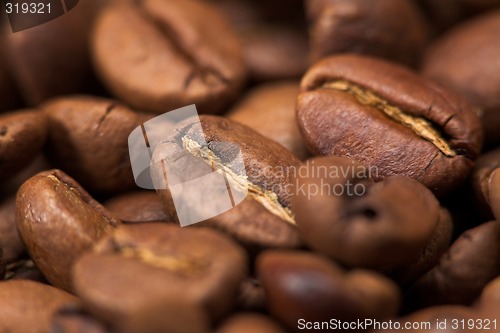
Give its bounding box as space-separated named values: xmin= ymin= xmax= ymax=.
xmin=405 ymin=221 xmax=500 ymax=309
xmin=104 ymin=191 xmax=173 ymax=223
xmin=0 ymin=110 xmax=48 ymax=182
xmin=3 ymin=0 xmax=105 ymax=105
xmin=0 ymin=249 xmax=5 ymax=279
xmin=151 ymin=115 xmax=302 ymax=251
xmin=72 ymin=223 xmax=247 ymax=325
xmin=42 ymin=96 xmax=149 ymax=193
xmin=0 ymin=280 xmax=79 ymax=333
xmin=422 ymin=10 xmax=500 ymax=146
xmin=0 ymin=196 xmax=24 ymax=265
xmin=216 ymin=313 xmax=287 ymax=333
xmin=4 ymin=259 xmax=48 ymax=283
xmin=306 ymin=0 xmax=429 ymax=66
xmin=0 ymin=153 xmax=52 ymax=197
xmin=384 ymin=207 xmax=453 ymax=289
xmin=91 ymin=0 xmax=246 ymax=114
xmin=292 ymin=156 xmax=440 ymax=268
xmin=471 ymin=148 xmax=500 ymax=220
xmin=228 ymin=82 xmax=309 ymax=159
xmin=297 ymin=54 xmax=483 ymax=195
xmin=237 ymin=277 xmax=266 ymax=311
xmin=16 ymin=169 xmax=121 ymax=291
xmin=372 ymin=306 xmax=481 ymax=333
xmin=257 ymin=250 xmax=401 ymax=332
xmin=0 ymin=36 xmax=22 ymax=112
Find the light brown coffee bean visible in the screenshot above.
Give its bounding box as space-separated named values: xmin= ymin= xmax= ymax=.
xmin=72 ymin=223 xmax=247 ymax=326
xmin=228 ymin=82 xmax=309 ymax=159
xmin=16 ymin=169 xmax=121 ymax=291
xmin=0 ymin=110 xmax=48 ymax=182
xmin=216 ymin=313 xmax=287 ymax=333
xmin=297 ymin=54 xmax=483 ymax=195
xmin=91 ymin=0 xmax=246 ymax=114
xmin=0 ymin=280 xmax=79 ymax=333
xmin=42 ymin=96 xmax=150 ymax=193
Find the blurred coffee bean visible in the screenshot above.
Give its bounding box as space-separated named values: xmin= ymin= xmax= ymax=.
xmin=477 ymin=277 xmax=500 ymax=316
xmin=42 ymin=96 xmax=149 ymax=193
xmin=91 ymin=0 xmax=246 ymax=114
xmin=472 ymin=148 xmax=500 ymax=220
xmin=0 ymin=153 xmax=52 ymax=196
xmin=422 ymin=10 xmax=500 ymax=146
xmin=0 ymin=249 xmax=4 ymax=279
xmin=237 ymin=277 xmax=266 ymax=311
xmin=405 ymin=221 xmax=500 ymax=310
xmin=104 ymin=191 xmax=173 ymax=223
xmin=51 ymin=305 xmax=110 ymax=333
xmin=297 ymin=54 xmax=483 ymax=195
xmin=0 ymin=196 xmax=24 ymax=265
xmin=306 ymin=0 xmax=429 ymax=66
xmin=4 ymin=259 xmax=47 ymax=283
xmin=292 ymin=156 xmax=440 ymax=268
xmin=216 ymin=313 xmax=287 ymax=333
xmin=0 ymin=280 xmax=79 ymax=333
xmin=151 ymin=115 xmax=302 ymax=252
xmin=414 ymin=0 xmax=465 ymax=31
xmin=0 ymin=35 xmax=22 ymax=112
xmin=0 ymin=110 xmax=48 ymax=182
xmin=385 ymin=208 xmax=453 ymax=289
xmin=73 ymin=224 xmax=247 ymax=325
xmin=228 ymin=82 xmax=308 ymax=159
xmin=3 ymin=0 xmax=106 ymax=105
xmin=16 ymin=169 xmax=122 ymax=291
xmin=258 ymin=250 xmax=401 ymax=332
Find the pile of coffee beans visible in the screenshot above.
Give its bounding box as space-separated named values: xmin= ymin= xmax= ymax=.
xmin=1 ymin=0 xmax=500 ymax=332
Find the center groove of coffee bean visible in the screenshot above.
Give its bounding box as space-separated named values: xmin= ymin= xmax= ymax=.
xmin=321 ymin=80 xmax=456 ymax=157
xmin=182 ymin=136 xmax=296 ymax=225
xmin=118 ymin=245 xmax=207 ymax=277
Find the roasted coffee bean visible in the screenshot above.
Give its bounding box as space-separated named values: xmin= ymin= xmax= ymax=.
xmin=91 ymin=0 xmax=246 ymax=114
xmin=3 ymin=0 xmax=105 ymax=105
xmin=471 ymin=148 xmax=500 ymax=220
xmin=0 ymin=197 xmax=24 ymax=265
xmin=405 ymin=221 xmax=500 ymax=310
xmin=292 ymin=156 xmax=440 ymax=268
xmin=151 ymin=115 xmax=302 ymax=251
xmin=4 ymin=259 xmax=47 ymax=283
xmin=72 ymin=223 xmax=247 ymax=325
xmin=0 ymin=110 xmax=48 ymax=182
xmin=0 ymin=280 xmax=79 ymax=333
xmin=228 ymin=82 xmax=309 ymax=159
xmin=51 ymin=305 xmax=109 ymax=333
xmin=476 ymin=277 xmax=500 ymax=317
xmin=104 ymin=191 xmax=173 ymax=223
xmin=422 ymin=10 xmax=500 ymax=146
xmin=257 ymin=250 xmax=401 ymax=332
xmin=237 ymin=277 xmax=266 ymax=311
xmin=216 ymin=313 xmax=287 ymax=333
xmin=42 ymin=96 xmax=149 ymax=193
xmin=297 ymin=54 xmax=483 ymax=195
xmin=384 ymin=207 xmax=453 ymax=289
xmin=306 ymin=0 xmax=429 ymax=66
xmin=16 ymin=169 xmax=121 ymax=291
xmin=372 ymin=305 xmax=482 ymax=333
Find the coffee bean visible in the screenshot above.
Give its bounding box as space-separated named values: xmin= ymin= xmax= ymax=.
xmin=384 ymin=207 xmax=453 ymax=289
xmin=72 ymin=223 xmax=247 ymax=325
xmin=471 ymin=148 xmax=500 ymax=220
xmin=476 ymin=276 xmax=500 ymax=316
xmin=0 ymin=280 xmax=79 ymax=333
xmin=16 ymin=169 xmax=121 ymax=291
xmin=0 ymin=249 xmax=5 ymax=279
xmin=405 ymin=221 xmax=500 ymax=309
xmin=257 ymin=250 xmax=401 ymax=332
xmin=297 ymin=54 xmax=483 ymax=195
xmin=292 ymin=156 xmax=440 ymax=268
xmin=0 ymin=196 xmax=24 ymax=265
xmin=0 ymin=110 xmax=48 ymax=182
xmin=151 ymin=115 xmax=302 ymax=251
xmin=422 ymin=10 xmax=500 ymax=146
xmin=91 ymin=0 xmax=246 ymax=114
xmin=306 ymin=0 xmax=429 ymax=66
xmin=216 ymin=313 xmax=287 ymax=333
xmin=0 ymin=36 xmax=22 ymax=112
xmin=237 ymin=277 xmax=266 ymax=311
xmin=51 ymin=305 xmax=110 ymax=333
xmin=104 ymin=191 xmax=174 ymax=223
xmin=4 ymin=259 xmax=48 ymax=283
xmin=42 ymin=96 xmax=150 ymax=193
xmin=228 ymin=82 xmax=309 ymax=159
xmin=3 ymin=0 xmax=105 ymax=105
